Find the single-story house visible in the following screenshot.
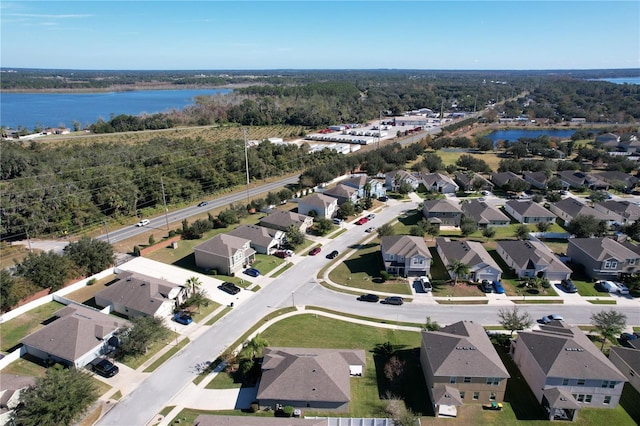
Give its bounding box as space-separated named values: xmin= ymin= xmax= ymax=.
xmin=420 ymin=321 xmax=510 ymax=417
xmin=549 ymin=198 xmax=619 ymax=226
xmin=511 ymin=321 xmax=627 ymax=421
xmin=490 ymin=171 xmax=530 ymax=191
xmin=385 ymin=170 xmax=422 ymax=191
xmin=380 ymin=235 xmax=432 ymax=277
xmin=454 ymin=172 xmax=494 ymax=192
xmin=594 ymin=200 xmax=640 ymax=224
xmin=608 ymin=347 xmax=640 ymax=394
xmin=436 ymin=238 xmax=503 ymax=283
xmin=227 ymin=224 xmax=285 ymax=254
xmin=94 ymin=271 xmax=190 ymax=318
xmin=297 ymin=193 xmax=338 ymax=219
xmin=496 ymin=240 xmax=572 ymax=281
xmin=20 ymin=304 xmax=128 ymax=369
xmin=566 ymin=237 xmax=640 ymax=281
xmin=256 ymin=347 xmax=366 ymax=412
xmin=321 ymin=184 xmax=359 ymax=206
xmin=0 ymin=374 xmax=37 ymax=425
xmin=523 ymin=171 xmax=551 ymax=190
xmin=460 ymin=199 xmax=510 ymax=227
xmin=419 ymin=172 xmax=459 ymax=194
xmin=423 ymin=199 xmax=463 ymax=227
xmin=194 ymin=234 xmax=256 ymax=276
xmin=504 ymin=200 xmax=557 ymax=225
xmin=342 ymin=175 xmax=387 ymax=198
xmin=260 ymin=210 xmax=314 ymax=234
xmin=592 ymin=171 xmax=639 ymax=192
xmin=556 ymin=171 xmax=609 ymax=191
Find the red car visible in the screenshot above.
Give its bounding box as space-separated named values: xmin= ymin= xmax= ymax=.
xmin=309 ymin=247 xmax=322 ymax=256
xmin=356 ymin=217 xmax=368 ymax=225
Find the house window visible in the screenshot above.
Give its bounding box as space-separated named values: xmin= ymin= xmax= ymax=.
xmin=562 ymin=378 xmax=570 ymax=386
xmin=574 ymin=394 xmax=585 ymax=402
xmin=602 ymin=380 xmax=616 ymax=389
xmin=604 ymin=260 xmax=618 ymax=269
xmin=463 ymin=377 xmax=471 ymax=383
xmin=459 ymin=392 xmax=466 ymax=400
xmin=577 ymin=379 xmax=586 ymax=386
xmin=629 ymin=259 xmax=637 ymax=265
xmin=473 ymin=392 xmax=480 ymax=400
xmin=585 ymin=395 xmax=592 ymax=403
xmin=490 ymin=392 xmax=496 ymax=401
xmin=449 ymin=377 xmax=457 ymax=384
xmin=486 ymin=377 xmax=499 ymax=385
xmin=604 ymin=396 xmax=612 ymax=405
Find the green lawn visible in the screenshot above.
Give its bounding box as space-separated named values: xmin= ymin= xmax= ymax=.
xmin=118 ymin=330 xmax=181 ymax=370
xmin=1 ymin=301 xmax=66 ymax=352
xmin=143 ymin=337 xmax=191 ymax=372
xmin=328 ymin=241 xmax=412 ymax=295
xmin=249 ymin=253 xmax=284 ymax=275
xmin=190 ymin=300 xmax=222 ymax=323
xmin=392 ymin=209 xmax=424 ymax=235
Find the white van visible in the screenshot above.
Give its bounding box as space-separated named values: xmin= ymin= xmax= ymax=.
xmin=418 ymin=276 xmax=432 ymax=293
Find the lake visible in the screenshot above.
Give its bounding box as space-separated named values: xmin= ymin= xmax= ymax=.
xmin=487 ymin=129 xmax=575 ymax=143
xmin=589 ymin=77 xmax=640 ymax=85
xmin=0 ymin=88 xmax=232 ymax=130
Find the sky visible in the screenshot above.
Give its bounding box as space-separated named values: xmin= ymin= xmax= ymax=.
xmin=1 ymin=1 xmax=639 ymax=71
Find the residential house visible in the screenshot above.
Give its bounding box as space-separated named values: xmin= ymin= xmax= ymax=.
xmin=0 ymin=374 xmax=37 ymax=425
xmin=556 ymin=171 xmax=609 ymax=191
xmin=496 ymin=240 xmax=572 ymax=281
xmin=228 ymin=224 xmax=285 ymax=255
xmin=594 ymin=200 xmax=640 ymax=224
xmin=419 ymin=172 xmax=459 ymax=194
xmin=380 ymin=235 xmax=432 ymax=277
xmin=423 ymin=199 xmax=463 ymax=227
xmin=460 ymin=199 xmax=510 ymax=228
xmin=454 ymin=172 xmax=494 ymax=192
xmin=609 ymin=347 xmax=640 ymax=394
xmin=322 ymin=184 xmax=359 ymax=206
xmin=523 ymin=171 xmax=551 ymax=190
xmin=511 ymin=321 xmax=627 ymax=420
xmin=260 ymin=210 xmax=313 ymax=234
xmin=420 ymin=321 xmax=510 ymax=417
xmin=435 ymin=238 xmax=503 ymax=283
xmin=194 ymin=234 xmax=256 ymax=276
xmin=566 ymin=237 xmax=640 ymax=281
xmin=385 ymin=170 xmax=422 ymax=191
xmin=20 ymin=304 xmax=128 ymax=369
xmin=595 ymin=132 xmax=621 ymax=148
xmin=592 ymin=171 xmax=639 ymax=192
xmin=549 ymin=198 xmax=619 ymax=227
xmin=342 ymin=175 xmax=387 ymax=198
xmin=256 ymin=347 xmax=366 ymax=412
xmin=490 ymin=171 xmax=530 ymax=191
xmin=297 ymin=193 xmax=338 ymax=219
xmin=193 ymin=416 xmax=327 ymax=426
xmin=616 ymin=136 xmax=640 ymax=154
xmin=95 ymin=271 xmax=190 ymax=318
xmin=504 ymin=200 xmax=557 ymax=225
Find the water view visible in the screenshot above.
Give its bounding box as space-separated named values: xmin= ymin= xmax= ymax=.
xmin=0 ymin=88 xmax=232 ymax=130
xmin=589 ymin=77 xmax=640 ymax=85
xmin=487 ymin=129 xmax=575 ymax=143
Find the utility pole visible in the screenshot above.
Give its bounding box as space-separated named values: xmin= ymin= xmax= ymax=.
xmin=103 ymin=220 xmax=111 ymax=244
xmin=243 ymin=129 xmax=250 ymax=205
xmin=160 ymin=177 xmax=170 ymax=230
xmin=25 ymin=229 xmax=33 ymax=252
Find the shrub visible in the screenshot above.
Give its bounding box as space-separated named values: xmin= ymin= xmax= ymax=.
xmin=133 ymin=245 xmax=141 ymax=256
xmin=148 ymin=235 xmax=156 ymax=246
xmin=168 ymin=230 xmax=177 ymax=238
xmin=86 ymin=278 xmax=96 ymax=286
xmin=380 ymin=270 xmax=390 ymax=282
xmin=250 ymin=402 xmax=259 ymax=413
xmin=283 ymin=406 xmax=294 ymax=417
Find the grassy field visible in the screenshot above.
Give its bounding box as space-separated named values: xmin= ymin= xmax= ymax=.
xmin=436 ymin=150 xmax=504 ymax=172
xmin=1 ymin=301 xmax=66 ymax=352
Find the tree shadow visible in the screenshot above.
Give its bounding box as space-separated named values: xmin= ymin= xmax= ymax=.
xmin=342 ymin=252 xmax=385 ymax=275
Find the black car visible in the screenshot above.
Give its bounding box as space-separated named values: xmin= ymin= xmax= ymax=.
xmin=594 ymin=281 xmax=607 ymax=292
xmin=219 ymin=282 xmax=241 ymax=295
xmin=91 ymin=358 xmax=119 ymax=378
xmin=357 ymin=293 xmax=379 ymax=303
xmin=326 ymin=250 xmax=339 ymax=259
xmin=382 ymin=296 xmax=404 ymax=305
xmin=480 ymin=280 xmax=494 ymax=293
xmin=560 ymin=279 xmax=578 ymax=293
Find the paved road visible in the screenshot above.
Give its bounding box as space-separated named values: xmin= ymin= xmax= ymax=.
xmin=97 ymin=197 xmax=640 ymax=426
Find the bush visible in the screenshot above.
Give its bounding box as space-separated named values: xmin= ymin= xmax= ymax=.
xmin=380 ymin=270 xmax=390 ymax=282
xmin=148 ymin=235 xmax=156 ymax=246
xmin=283 ymin=406 xmax=294 ymax=417
xmin=168 ymin=230 xmax=177 ymax=238
xmin=133 ymin=245 xmax=141 ymax=256
xmin=250 ymin=402 xmax=259 ymax=413
xmin=86 ymin=278 xmax=96 ymax=286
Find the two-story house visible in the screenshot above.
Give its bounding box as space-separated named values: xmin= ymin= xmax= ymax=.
xmin=322 ymin=184 xmax=359 ymax=206
xmin=385 ymin=170 xmax=422 ymax=191
xmin=342 ymin=175 xmax=387 ymax=198
xmin=523 ymin=171 xmax=551 ymax=190
xmin=454 ymin=172 xmax=494 ymax=192
xmin=419 ymin=172 xmax=459 ymax=194
xmin=504 ymin=200 xmax=557 ymax=225
xmin=496 ymin=240 xmax=572 ymax=281
xmin=511 ymin=321 xmax=627 ymax=421
xmin=194 ymin=234 xmax=256 ymax=276
xmin=380 ymin=235 xmax=432 ymax=277
xmin=423 ymin=199 xmax=463 ymax=227
xmin=436 ymin=238 xmax=503 ymax=283
xmin=549 ymin=198 xmax=619 ymax=227
xmin=420 ymin=321 xmax=510 ymax=417
xmin=556 ymin=171 xmax=609 ymax=191
xmin=260 ymin=210 xmax=314 ymax=234
xmin=593 ymin=200 xmax=640 ymax=224
xmin=227 ymin=224 xmax=285 ymax=255
xmin=566 ymin=237 xmax=640 ymax=281
xmin=297 ymin=193 xmax=338 ymax=219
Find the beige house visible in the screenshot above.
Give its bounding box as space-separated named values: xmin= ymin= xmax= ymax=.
xmin=420 ymin=321 xmax=510 ymax=417
xmin=322 ymin=184 xmax=359 ymax=205
xmin=549 ymin=198 xmax=618 ymax=226
xmin=566 ymin=237 xmax=640 ymax=281
xmin=259 ymin=210 xmax=313 ymax=234
xmin=94 ymin=271 xmax=189 ymax=318
xmin=422 ymin=199 xmax=463 ymax=227
xmin=194 ymin=234 xmax=256 ymax=276
xmin=297 ymin=193 xmax=338 ymax=219
xmin=608 ymin=347 xmax=640 ymax=394
xmin=496 ymin=240 xmax=572 ymax=281
xmin=504 ymin=200 xmax=557 ymax=225
xmin=380 ymin=235 xmax=432 ymax=277
xmin=227 ymin=224 xmax=285 ymax=255
xmin=511 ymin=321 xmax=627 ymax=421
xmin=436 ymin=238 xmax=503 ymax=283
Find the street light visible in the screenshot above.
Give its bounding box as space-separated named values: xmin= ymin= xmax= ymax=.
xmin=291 ymin=291 xmax=295 ymax=307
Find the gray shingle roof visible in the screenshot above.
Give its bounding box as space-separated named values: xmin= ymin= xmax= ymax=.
xmin=609 ymin=347 xmax=640 ymax=375
xmin=461 ymin=199 xmax=510 ymax=224
xmin=323 ymin=184 xmax=358 ymax=199
xmin=299 ymin=193 xmax=337 ymax=209
xmin=260 ymin=210 xmax=312 ymax=230
xmin=380 ymin=235 xmax=432 ymax=260
xmin=436 ymin=238 xmax=502 ymax=274
xmin=505 ymin=200 xmax=556 ymax=218
xmin=567 ymin=237 xmax=640 ymax=262
xmin=491 ymin=171 xmax=527 ymax=187
xmin=227 ymin=224 xmax=280 ymax=248
xmin=421 ymin=321 xmax=510 ymax=378
xmin=596 ymin=200 xmax=640 ymax=222
xmin=194 ymin=234 xmax=251 ymax=257
xmin=551 ymin=198 xmax=611 ymax=221
xmin=496 ymin=240 xmax=572 ymax=275
xmin=423 ymin=198 xmax=462 ymax=214
xmin=542 ymin=388 xmax=581 ymax=409
xmin=517 ymin=323 xmax=626 ymax=381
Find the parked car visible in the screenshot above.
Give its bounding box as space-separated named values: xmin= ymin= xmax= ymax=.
xmin=559 ymin=279 xmax=578 ymax=293
xmin=366 ymin=213 xmax=376 ymax=220
xmin=332 ymin=218 xmax=343 ymax=225
xmin=596 ymin=280 xmax=621 ymax=294
xmin=274 ymin=251 xmax=288 ymax=259
xmin=356 ymin=217 xmax=368 ymax=225
xmin=90 ymin=358 xmax=119 ymax=378
xmin=613 ymin=281 xmax=630 ymax=295
xmin=244 ymin=268 xmax=260 ymax=277
xmin=418 ymin=276 xmax=432 ymax=293
xmin=480 ymin=280 xmax=494 ymax=293
xmin=309 ymin=247 xmax=322 ymax=256
xmin=357 ymin=293 xmax=379 ymax=303
xmin=379 ymin=196 xmax=388 ymax=202
xmin=197 ymin=201 xmax=208 ymax=207
xmin=382 ymin=296 xmax=404 ymax=306
xmin=539 ymin=314 xmax=564 ymax=324
xmin=365 ymin=227 xmax=376 ymax=233
xmin=326 ymin=250 xmax=339 ymax=259
xmin=136 ymin=219 xmax=150 ymax=227
xmin=492 ymin=280 xmax=505 ymax=294
xmin=219 ymin=282 xmax=241 ymax=295
xmin=173 ymin=311 xmax=193 ymax=325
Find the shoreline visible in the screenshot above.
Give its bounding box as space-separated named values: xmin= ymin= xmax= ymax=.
xmin=1 ymin=82 xmax=250 ymax=94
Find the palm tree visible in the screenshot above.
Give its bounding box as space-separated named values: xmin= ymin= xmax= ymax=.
xmin=447 ymin=259 xmax=470 ymax=285
xmin=242 ymin=334 xmax=269 ymax=360
xmin=185 ymin=276 xmax=202 ymax=297
xmin=363 ymin=181 xmax=372 ymax=199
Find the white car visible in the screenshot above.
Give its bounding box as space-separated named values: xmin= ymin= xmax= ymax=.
xmin=418 ymin=276 xmax=432 ymax=293
xmin=597 ymin=280 xmax=622 ymax=294
xmin=136 ymin=219 xmax=150 ymax=227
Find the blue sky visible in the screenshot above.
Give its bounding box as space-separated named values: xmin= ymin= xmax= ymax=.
xmin=2 ymin=1 xmax=639 ymax=70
